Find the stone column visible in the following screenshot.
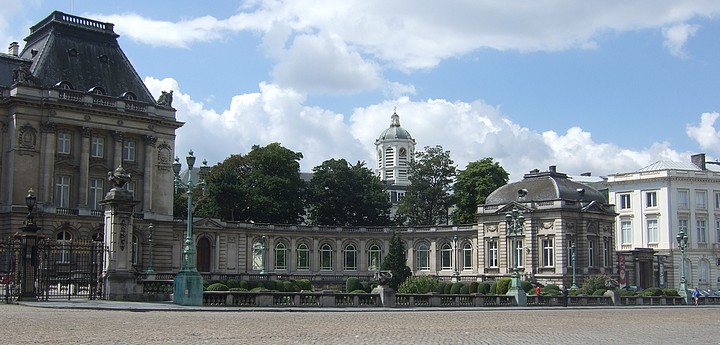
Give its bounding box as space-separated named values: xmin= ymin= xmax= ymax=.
xmin=142 ymin=135 xmax=157 ymax=213
xmin=99 ymin=166 xmax=140 ymax=300
xmin=78 ymin=127 xmax=91 ymax=211
xmin=39 ymin=122 xmax=57 ymax=203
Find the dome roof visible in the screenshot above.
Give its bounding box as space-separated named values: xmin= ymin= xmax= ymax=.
xmin=378 ymin=110 xmax=413 ymax=141
xmin=485 ymin=166 xmax=607 ymax=205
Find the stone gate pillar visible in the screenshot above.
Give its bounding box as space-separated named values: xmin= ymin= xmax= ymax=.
xmin=99 ymin=166 xmax=140 ymax=300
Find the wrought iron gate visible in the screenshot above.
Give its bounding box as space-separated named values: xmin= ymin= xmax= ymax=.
xmin=0 ymin=237 xmax=104 ymax=302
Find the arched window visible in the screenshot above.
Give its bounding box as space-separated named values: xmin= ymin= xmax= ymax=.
xmin=297 ymin=243 xmax=310 ymax=270
xmin=54 ymin=81 xmax=73 ymax=90
xmin=440 ymin=243 xmax=452 ymax=270
xmin=368 ymin=244 xmax=382 ymax=270
xmin=56 ymin=231 xmax=72 ymax=263
xmin=343 ymin=244 xmax=357 ymax=271
xmin=463 ymin=242 xmax=473 ymax=270
xmin=121 ymin=91 xmax=137 ymax=100
xmin=252 ymin=238 xmax=266 ymax=272
xmin=88 ymin=86 xmax=105 ymax=95
xmin=416 ymin=243 xmax=430 ymax=271
xmin=275 ymin=242 xmax=287 ymax=270
xmin=320 ymin=243 xmax=333 ymax=271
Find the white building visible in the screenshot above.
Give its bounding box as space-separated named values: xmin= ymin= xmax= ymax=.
xmin=375 ymin=109 xmax=415 ymax=207
xmin=607 ymin=153 xmax=720 ymax=290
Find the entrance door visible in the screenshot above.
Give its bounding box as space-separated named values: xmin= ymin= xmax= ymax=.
xmin=197 ymin=237 xmax=211 ymax=272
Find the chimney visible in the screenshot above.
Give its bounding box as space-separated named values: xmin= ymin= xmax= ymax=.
xmin=580 ymin=172 xmax=591 ymax=177
xmin=549 ymin=165 xmax=557 ymax=173
xmin=691 ymin=153 xmax=706 ymax=170
xmin=8 ymin=42 xmax=18 ymax=56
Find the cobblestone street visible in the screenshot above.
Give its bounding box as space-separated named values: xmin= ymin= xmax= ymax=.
xmin=1 ymin=303 xmax=718 ymax=344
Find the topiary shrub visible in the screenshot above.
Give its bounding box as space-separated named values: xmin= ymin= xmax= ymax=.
xmin=459 ymin=285 xmax=470 ymax=294
xmin=450 ymin=282 xmax=464 ymax=294
xmin=640 ymin=288 xmax=663 ymax=297
xmin=468 ymin=282 xmax=479 ymax=294
xmin=296 ymin=279 xmax=312 ymax=291
xmin=520 ymin=280 xmax=533 ymax=293
xmin=264 ymin=280 xmax=276 ymax=291
xmin=226 ymin=279 xmax=241 ymax=289
xmin=229 ymin=287 xmax=248 ymax=292
xmin=437 ymin=281 xmax=447 ymax=294
xmin=282 ymin=280 xmax=299 ymax=292
xmin=662 ymin=288 xmax=679 ymax=297
xmin=346 ymin=277 xmax=362 ymax=293
xmin=399 ymin=275 xmax=439 ymax=294
xmin=360 ymin=281 xmax=372 ymax=293
xmin=351 ymin=289 xmax=366 ymax=293
xmin=496 ymin=278 xmax=511 ymax=294
xmin=206 ymin=282 xmax=229 ymax=291
xmin=489 ymin=282 xmax=497 ymax=294
xmin=443 ymin=282 xmax=453 ymax=294
xmin=477 ymin=282 xmax=491 ymax=294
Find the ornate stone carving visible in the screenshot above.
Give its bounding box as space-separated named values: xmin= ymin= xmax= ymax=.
xmin=486 ymin=224 xmax=497 ymax=232
xmin=81 ymin=127 xmax=92 ymax=138
xmin=108 ymin=166 xmax=131 ymax=189
xmin=143 ymin=135 xmax=157 ymax=147
xmin=17 ymin=123 xmax=37 ymax=149
xmin=40 ymin=122 xmax=57 ymax=133
xmin=541 ymin=222 xmax=554 ymax=230
xmin=156 ymin=90 xmax=173 ymax=107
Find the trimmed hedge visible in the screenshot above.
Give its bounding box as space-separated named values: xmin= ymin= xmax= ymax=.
xmin=346 ymin=277 xmax=363 ymax=293
xmin=450 ymin=282 xmax=464 ymax=294
xmin=477 ymin=282 xmax=491 ymax=294
xmin=206 ymin=282 xmax=229 ymax=291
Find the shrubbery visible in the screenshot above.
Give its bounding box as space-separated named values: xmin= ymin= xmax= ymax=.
xmin=437 ymin=281 xmax=448 ymax=294
xmin=468 ymin=282 xmax=479 ymax=294
xmin=398 ymin=275 xmax=439 ymax=294
xmin=206 ymin=282 xmax=229 ymax=291
xmin=495 ymin=278 xmax=511 ymax=295
xmin=450 ymin=282 xmax=464 ymax=294
xmin=580 ymin=274 xmax=611 ymax=295
xmin=662 ymin=288 xmax=679 ymax=297
xmin=346 ymin=277 xmax=363 ymax=293
xmin=477 ymin=282 xmax=491 ymax=294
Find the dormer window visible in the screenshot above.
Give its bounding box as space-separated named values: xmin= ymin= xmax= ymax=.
xmin=89 ymin=86 xmax=106 ymax=95
xmin=54 ymin=81 xmax=73 ymax=90
xmin=121 ymin=92 xmax=137 ymax=100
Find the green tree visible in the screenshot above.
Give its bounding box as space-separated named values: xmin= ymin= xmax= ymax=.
xmin=306 ymin=159 xmax=392 ymax=226
xmin=380 ymin=232 xmax=412 ymax=290
xmin=395 ymin=145 xmax=456 ymax=225
xmin=452 ymin=158 xmax=509 ymax=224
xmin=200 ymin=143 xmax=305 ymax=223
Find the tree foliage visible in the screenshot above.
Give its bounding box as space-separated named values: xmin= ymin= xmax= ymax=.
xmin=200 ymin=143 xmax=305 ymax=223
xmin=380 ymin=232 xmax=412 ymax=291
xmin=395 ymin=145 xmax=456 ymax=225
xmin=306 ymin=159 xmax=392 ymax=226
xmin=452 ymin=158 xmax=509 ymax=224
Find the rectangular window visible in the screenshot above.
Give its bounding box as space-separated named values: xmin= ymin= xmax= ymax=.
xmin=619 ymin=194 xmax=631 ymax=209
xmin=89 ymin=178 xmax=104 ymax=210
xmin=716 ymin=220 xmax=720 ymax=243
xmin=715 ymin=192 xmax=720 ymax=209
xmin=697 ymin=219 xmax=707 ymax=243
xmin=603 ymin=238 xmax=610 ymax=267
xmin=678 ymin=190 xmax=689 ymax=208
xmin=621 ymin=220 xmax=632 ymax=244
xmin=463 ymin=244 xmax=473 ymax=270
xmin=567 ymin=240 xmax=574 ymax=267
xmin=696 ymin=191 xmax=707 ymax=209
xmin=441 ymin=245 xmax=452 ymax=270
xmin=126 ymin=181 xmax=136 ymax=199
xmin=488 ymin=239 xmax=498 ymax=268
xmin=123 ymin=140 xmax=136 ymax=161
xmin=55 ymin=175 xmax=70 ymax=208
xmin=91 ymin=137 xmax=104 ymax=158
xmin=513 ymin=239 xmax=523 ymax=268
xmin=588 ymin=240 xmax=595 ymax=267
xmin=57 ymin=132 xmax=71 ymax=154
xmin=417 ymin=246 xmax=430 ymax=271
xmin=542 ymin=238 xmax=554 ymax=267
xmin=679 ymin=219 xmax=688 ymax=237
xmin=647 ymin=219 xmax=659 ymax=243
xmin=645 ymin=191 xmax=657 ymax=208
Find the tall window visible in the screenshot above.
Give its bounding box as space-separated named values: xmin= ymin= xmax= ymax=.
xmin=603 ymin=238 xmax=610 ymax=267
xmin=343 ymin=244 xmax=357 ymax=271
xmin=320 ymin=243 xmax=333 ymax=270
xmin=297 ymin=243 xmax=309 ymax=270
xmin=440 ymin=243 xmax=452 ymax=270
xmin=275 ymin=242 xmax=287 ymax=270
xmin=588 ymin=240 xmax=595 ymax=267
xmin=487 ymin=239 xmax=498 ymax=268
xmin=542 ymin=238 xmax=554 ymax=267
xmin=57 ymin=132 xmax=71 ymax=154
xmin=696 ymin=191 xmax=707 ymax=209
xmin=716 ymin=220 xmax=720 ymax=243
xmin=647 ymin=219 xmax=659 ymax=243
xmin=252 ymin=240 xmax=264 ymax=271
xmin=56 ymin=231 xmax=72 ymax=263
xmin=566 ymin=239 xmax=574 ymax=267
xmin=463 ymin=243 xmax=473 ymax=270
xmin=126 ymin=181 xmax=136 ymax=199
xmin=123 ymin=140 xmax=136 ymax=161
xmin=55 ymin=175 xmax=71 ymax=208
xmin=89 ymin=178 xmax=104 ymax=210
xmin=368 ymin=244 xmax=382 ymax=270
xmin=619 ymin=194 xmax=631 ymax=209
xmin=679 ymin=219 xmax=688 ymax=239
xmin=677 ymin=190 xmax=689 ymax=208
xmin=621 ymin=220 xmax=632 ymax=244
xmin=416 ymin=243 xmax=430 ymax=270
xmin=513 ymin=239 xmax=523 ymax=268
xmin=697 ymin=219 xmax=707 ymax=243
xmin=715 ymin=192 xmax=720 ymax=209
xmin=91 ymin=137 xmax=104 ymax=158
xmin=131 ymin=234 xmax=139 ymax=265
xmin=645 ymin=191 xmax=657 ymax=208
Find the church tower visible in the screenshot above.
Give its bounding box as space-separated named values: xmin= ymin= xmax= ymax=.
xmin=375 ymin=108 xmax=416 ymax=205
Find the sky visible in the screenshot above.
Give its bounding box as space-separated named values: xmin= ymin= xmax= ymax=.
xmin=2 ymin=1 xmax=720 ymax=181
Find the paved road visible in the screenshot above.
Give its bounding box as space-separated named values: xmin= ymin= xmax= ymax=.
xmin=0 ymin=303 xmax=718 ymax=344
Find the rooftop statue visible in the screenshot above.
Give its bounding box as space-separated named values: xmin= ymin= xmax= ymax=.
xmin=156 ymin=90 xmax=174 ymax=107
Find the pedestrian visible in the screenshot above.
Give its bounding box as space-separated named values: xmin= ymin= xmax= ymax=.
xmin=692 ymin=288 xmax=700 ymax=306
xmin=535 ymin=286 xmax=541 ymax=296
xmin=562 ymin=286 xmax=569 ymax=307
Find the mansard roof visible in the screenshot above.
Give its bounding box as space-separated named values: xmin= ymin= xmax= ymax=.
xmin=485 ymin=166 xmax=607 ymax=205
xmin=18 ymin=11 xmax=155 ymax=103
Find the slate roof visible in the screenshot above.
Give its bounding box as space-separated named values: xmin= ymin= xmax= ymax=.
xmin=0 ymin=53 xmax=30 ymax=87
xmin=485 ymin=167 xmax=607 ymax=205
xmin=16 ymin=11 xmax=155 ymax=103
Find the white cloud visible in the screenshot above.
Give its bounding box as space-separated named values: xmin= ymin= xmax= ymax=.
xmin=662 ymin=23 xmax=699 ymax=57
xmin=687 ymin=112 xmax=720 ymax=154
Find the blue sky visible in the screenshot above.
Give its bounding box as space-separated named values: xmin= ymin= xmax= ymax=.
xmin=2 ymin=1 xmax=720 ymax=180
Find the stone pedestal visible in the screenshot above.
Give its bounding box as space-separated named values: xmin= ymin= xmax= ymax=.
xmin=506 ymin=274 xmax=527 ymax=306
xmin=173 ymin=271 xmax=204 ymax=306
xmin=372 ymin=285 xmax=396 ymax=307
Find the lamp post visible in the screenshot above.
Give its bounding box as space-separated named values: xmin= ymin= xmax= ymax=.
xmin=676 ymin=228 xmax=690 ymax=304
xmin=17 ymin=188 xmax=40 ymax=301
xmin=570 ymin=241 xmax=578 ymax=289
xmin=260 ymin=235 xmax=267 ymax=275
xmin=172 ymin=150 xmax=210 ymax=306
xmin=452 ymin=235 xmax=459 ymax=282
xmin=146 ymin=223 xmax=154 ymax=275
xmin=505 ymin=206 xmax=526 ymax=306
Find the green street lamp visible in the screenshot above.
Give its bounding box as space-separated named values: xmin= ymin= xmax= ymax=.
xmin=146 ymin=223 xmax=155 ymax=275
xmin=172 ymin=150 xmax=210 ymax=306
xmin=570 ymin=242 xmax=578 ymax=289
xmin=260 ymin=235 xmax=267 ymax=275
xmin=505 ymin=206 xmax=526 ymax=306
xmin=676 ymin=228 xmax=690 ymax=304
